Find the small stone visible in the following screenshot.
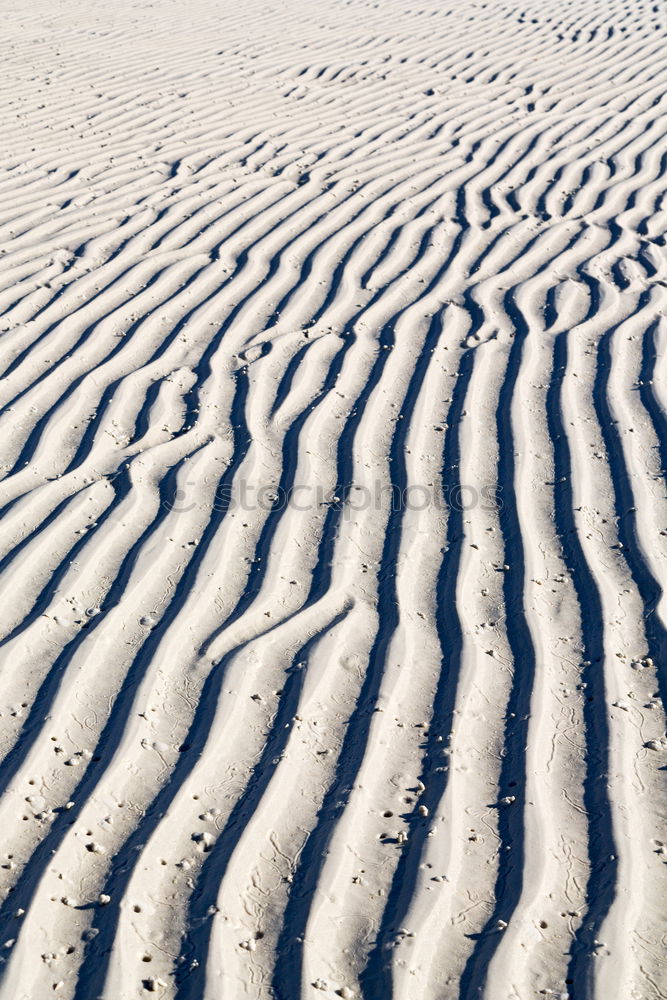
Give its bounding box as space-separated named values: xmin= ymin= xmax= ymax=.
xmin=192 ymin=831 xmax=214 ymax=852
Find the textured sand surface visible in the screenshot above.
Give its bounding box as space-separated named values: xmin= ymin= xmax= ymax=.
xmin=0 ymin=0 xmax=666 ymax=998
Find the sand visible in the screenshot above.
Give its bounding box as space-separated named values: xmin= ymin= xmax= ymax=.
xmin=0 ymin=0 xmax=666 ymax=997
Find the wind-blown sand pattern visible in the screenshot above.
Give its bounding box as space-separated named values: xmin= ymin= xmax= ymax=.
xmin=0 ymin=0 xmax=666 ymax=997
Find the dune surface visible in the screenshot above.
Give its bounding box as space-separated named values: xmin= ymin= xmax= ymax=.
xmin=0 ymin=0 xmax=666 ymax=997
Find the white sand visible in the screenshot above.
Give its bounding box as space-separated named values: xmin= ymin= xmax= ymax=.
xmin=0 ymin=0 xmax=666 ymax=997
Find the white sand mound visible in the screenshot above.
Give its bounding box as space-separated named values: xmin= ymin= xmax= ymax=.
xmin=0 ymin=0 xmax=665 ymax=998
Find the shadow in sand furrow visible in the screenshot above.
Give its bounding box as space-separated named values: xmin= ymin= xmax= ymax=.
xmin=530 ymin=109 xmax=638 ymax=222
xmin=0 ymin=323 xmax=220 ymax=650
xmin=197 ymin=335 xmax=351 ymax=662
xmin=0 ymin=212 xmax=273 ymax=527
xmin=635 ymin=240 xmax=660 ymax=278
xmin=488 ymin=131 xmax=543 ymax=217
xmin=0 ymin=267 xmax=69 ymax=327
xmin=457 ymin=287 xmax=536 ymax=999
xmin=549 ymin=329 xmax=616 ymax=1000
xmin=0 ymin=297 xmax=230 ymax=651
xmin=261 ymin=194 xmax=392 ymax=337
xmin=129 ymin=374 xmax=168 ymax=443
xmin=301 ymin=209 xmax=468 ymax=613
xmin=594 ymin=296 xmax=667 ymax=708
xmin=0 ymin=229 xmax=175 ymax=392
xmin=0 ymin=152 xmax=448 ymax=699
xmin=0 ymin=262 xmax=209 ymax=478
xmin=1 ymin=172 xmax=298 ymax=406
xmin=148 ymin=181 xmax=286 ymax=259
xmin=205 ymin=180 xmax=357 ymax=328
xmin=271 ymin=307 xmax=446 ymax=1000
xmin=64 ymin=323 xmax=363 ymax=995
xmin=359 ymin=214 xmax=402 ymax=291
xmin=198 ymin=235 xmax=397 ymax=598
xmin=476 ymin=129 xmax=545 ymax=227
xmin=638 ymin=173 xmax=667 ymax=238
xmin=0 ymin=480 xmax=93 ymax=586
xmin=639 ymin=318 xmax=667 ymax=485
xmin=2 ymin=206 xmax=145 ymax=332
xmin=360 ymin=341 xmax=475 ymax=997
xmin=0 ymin=369 xmax=250 ymax=947
xmin=0 ymin=449 xmax=194 ymax=782
xmin=202 ymin=219 xmax=461 ymax=663
xmin=172 ymin=608 xmax=352 ymax=1000
xmin=268 ymin=338 xmax=314 ymax=419
xmin=262 ymin=146 xmax=472 ymax=338
xmin=562 ymin=162 xmax=596 ymax=217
